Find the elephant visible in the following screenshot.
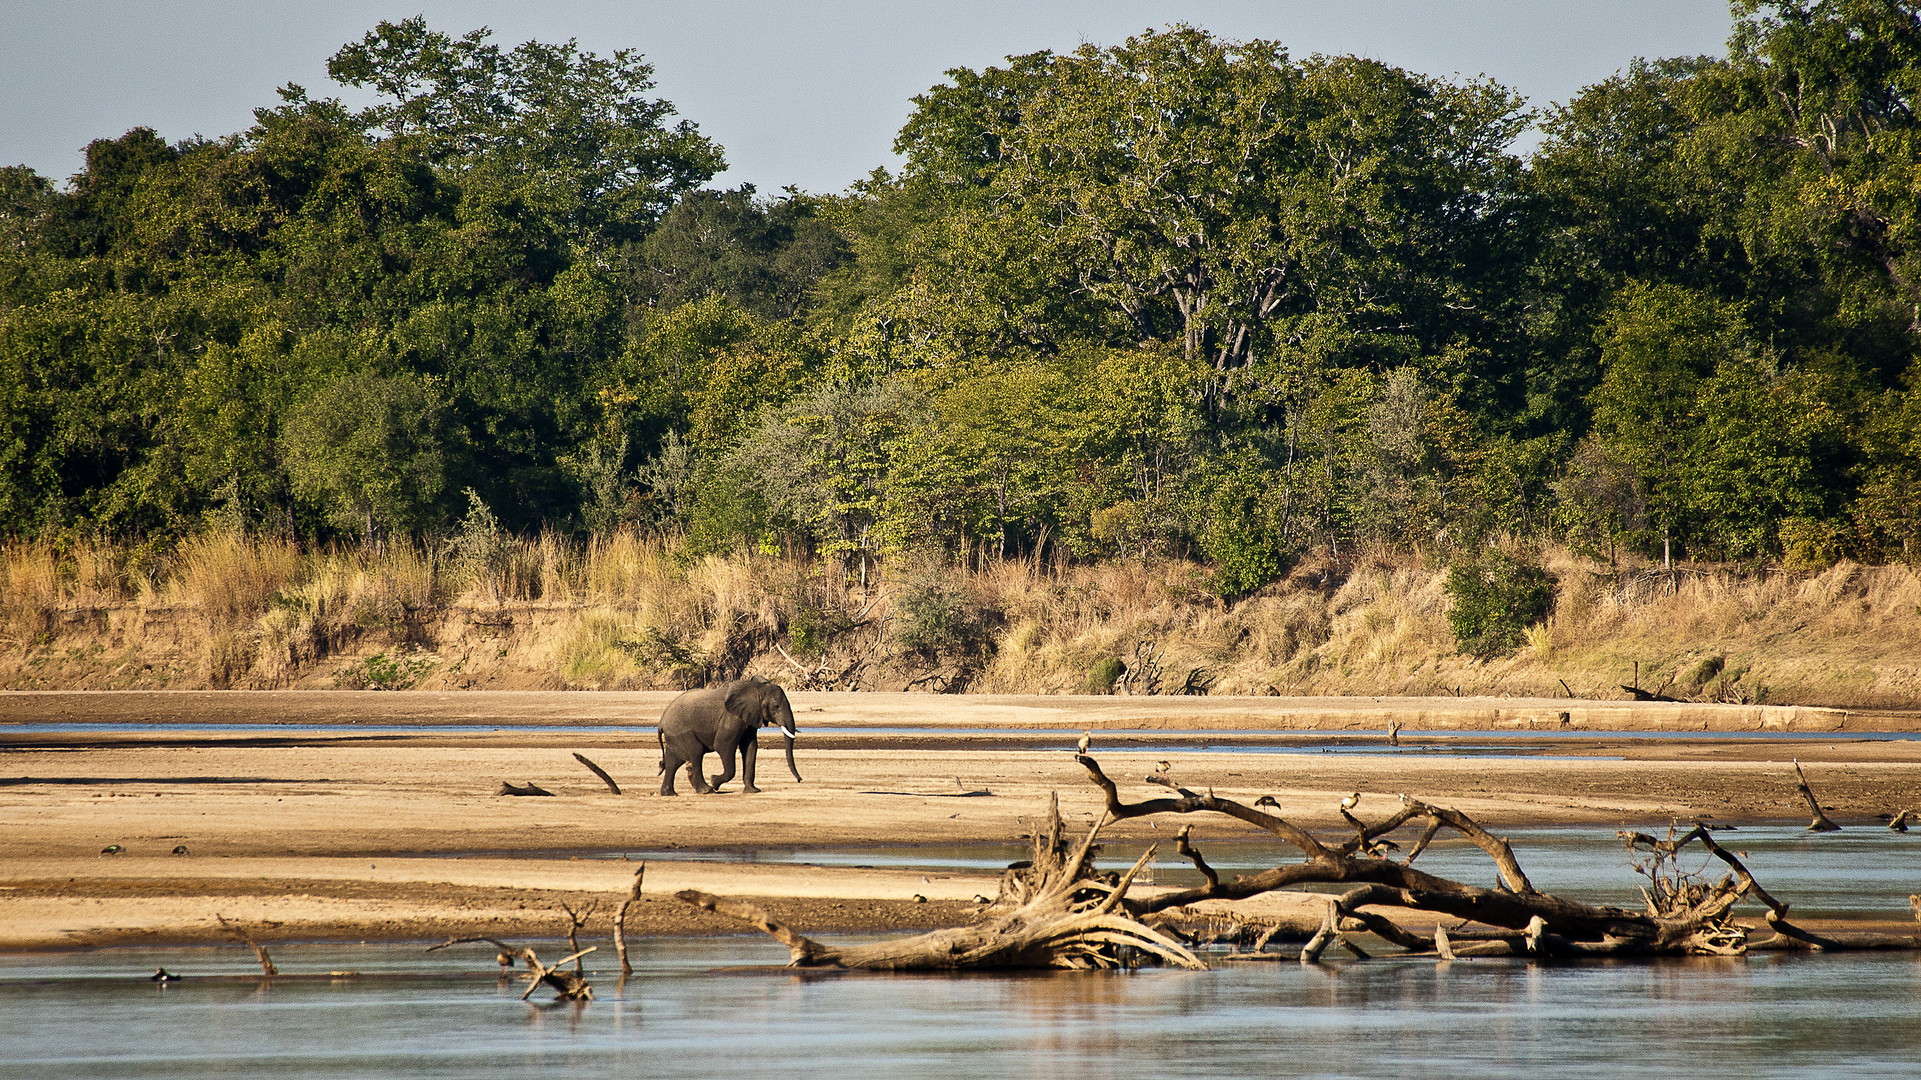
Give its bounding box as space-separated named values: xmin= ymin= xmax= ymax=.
xmin=656 ymin=676 xmax=801 ymax=795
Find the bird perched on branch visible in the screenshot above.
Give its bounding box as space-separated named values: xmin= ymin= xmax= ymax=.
xmin=1254 ymin=795 xmax=1280 ymax=809
xmin=1155 ymin=760 xmax=1171 ymax=774
xmin=1340 ymin=792 xmax=1362 ymax=811
xmin=1076 ymin=731 xmax=1090 ymax=755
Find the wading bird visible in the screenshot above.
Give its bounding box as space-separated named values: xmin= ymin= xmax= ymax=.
xmin=1076 ymin=731 xmax=1090 ymax=755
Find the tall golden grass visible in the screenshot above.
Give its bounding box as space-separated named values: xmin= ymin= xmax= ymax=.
xmin=2 ymin=528 xmax=1917 ymax=704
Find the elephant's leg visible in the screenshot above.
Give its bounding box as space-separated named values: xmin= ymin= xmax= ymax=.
xmin=685 ymin=747 xmax=715 ymax=794
xmin=741 ymin=736 xmax=761 ymax=794
xmin=707 ymin=736 xmax=740 ymax=791
xmin=659 ymin=743 xmax=684 ymax=796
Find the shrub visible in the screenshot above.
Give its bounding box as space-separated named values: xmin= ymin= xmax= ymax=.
xmin=1445 ymin=551 xmax=1553 ymax=659
xmin=894 ymin=568 xmax=995 ymax=659
xmin=1083 ymin=656 xmax=1125 ymax=694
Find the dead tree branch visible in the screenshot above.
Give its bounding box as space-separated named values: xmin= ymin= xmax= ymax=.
xmin=428 ymin=937 xmax=594 ymax=1001
xmin=1792 ymin=760 xmax=1842 ymax=832
xmin=572 ymin=753 xmax=621 ymax=795
xmin=215 ymin=914 xmax=278 ymax=975
xmin=680 ymin=794 xmax=1202 ymax=970
xmin=614 ymin=865 xmax=645 ymax=975
xmin=496 ymin=781 xmax=553 ymax=797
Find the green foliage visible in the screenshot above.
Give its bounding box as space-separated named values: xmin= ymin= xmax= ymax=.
xmin=627 ymin=186 xmax=847 ymax=319
xmin=1445 ymin=551 xmax=1554 ymax=659
xmin=334 ymin=651 xmax=437 ymax=690
xmin=1083 ymin=656 xmax=1125 ymax=695
xmin=1194 ymin=463 xmax=1291 ymax=600
xmin=281 ymin=371 xmax=459 ymax=539
xmin=613 ymin=625 xmax=712 ymax=686
xmin=326 ymin=17 xmax=723 ymax=244
xmin=893 ymin=567 xmax=994 ymax=659
xmin=5 ymin=9 xmax=1921 ymax=582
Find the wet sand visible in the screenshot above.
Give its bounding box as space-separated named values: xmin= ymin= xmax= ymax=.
xmin=3 ymin=691 xmax=1919 ymax=951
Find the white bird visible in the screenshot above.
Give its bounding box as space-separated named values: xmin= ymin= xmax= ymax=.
xmin=1076 ymin=731 xmax=1090 ymax=755
xmin=1154 ymin=760 xmax=1172 ymax=773
xmin=1340 ymin=792 xmax=1362 ymax=811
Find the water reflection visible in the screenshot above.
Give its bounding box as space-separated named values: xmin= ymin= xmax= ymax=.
xmin=3 ymin=943 xmax=1919 ymax=1078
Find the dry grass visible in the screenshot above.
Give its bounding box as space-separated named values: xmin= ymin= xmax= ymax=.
xmin=166 ymin=533 xmax=306 ymax=623
xmin=4 ymin=530 xmax=1918 ymax=704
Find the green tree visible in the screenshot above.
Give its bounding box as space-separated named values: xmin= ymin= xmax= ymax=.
xmin=899 ymin=27 xmax=1528 ymax=395
xmin=627 ymin=186 xmax=846 ymax=320
xmin=325 ymin=17 xmax=723 ymax=244
xmin=280 ymin=371 xmax=461 ymax=538
xmin=1590 ymin=282 xmax=1747 ymax=563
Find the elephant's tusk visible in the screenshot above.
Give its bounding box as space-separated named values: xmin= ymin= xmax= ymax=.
xmin=781 ymin=728 xmax=799 ymax=738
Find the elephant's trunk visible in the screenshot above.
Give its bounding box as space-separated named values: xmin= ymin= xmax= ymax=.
xmin=782 ymin=725 xmax=801 ymax=783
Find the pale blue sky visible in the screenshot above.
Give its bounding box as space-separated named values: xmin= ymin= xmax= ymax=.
xmin=2 ymin=1 xmax=1735 ymax=194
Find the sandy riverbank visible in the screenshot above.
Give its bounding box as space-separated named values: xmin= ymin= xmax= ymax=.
xmin=4 ymin=691 xmax=1919 ymax=951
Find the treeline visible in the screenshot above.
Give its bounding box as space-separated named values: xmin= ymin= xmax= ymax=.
xmin=4 ymin=3 xmax=1921 ymax=594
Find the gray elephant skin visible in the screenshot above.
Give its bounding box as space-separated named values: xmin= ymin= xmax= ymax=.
xmin=656 ymin=676 xmax=802 ymax=795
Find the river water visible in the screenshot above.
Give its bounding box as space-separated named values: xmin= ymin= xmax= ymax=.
xmin=5 ymin=825 xmax=1918 ymax=1077
xmin=2 ymin=940 xmax=1919 ymax=1079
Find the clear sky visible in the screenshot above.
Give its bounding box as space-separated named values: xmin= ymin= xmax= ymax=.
xmin=2 ymin=0 xmax=1735 ymax=194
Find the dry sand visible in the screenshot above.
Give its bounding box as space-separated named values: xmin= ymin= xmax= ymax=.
xmin=3 ymin=691 xmax=1919 ymax=952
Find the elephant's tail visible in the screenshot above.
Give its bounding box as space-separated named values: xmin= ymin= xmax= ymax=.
xmin=656 ymin=727 xmax=665 ymax=772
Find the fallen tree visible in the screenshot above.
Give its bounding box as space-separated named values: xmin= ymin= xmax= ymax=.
xmin=428 ymin=937 xmax=596 ymax=1001
xmin=682 ymin=752 xmax=1921 ymax=969
xmin=679 ymin=793 xmax=1203 ymax=970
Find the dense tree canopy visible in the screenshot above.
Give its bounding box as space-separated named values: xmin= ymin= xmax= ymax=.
xmin=5 ymin=7 xmax=1921 ymax=581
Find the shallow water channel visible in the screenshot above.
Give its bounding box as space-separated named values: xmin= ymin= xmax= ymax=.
xmin=4 ymin=940 xmax=1920 ymax=1079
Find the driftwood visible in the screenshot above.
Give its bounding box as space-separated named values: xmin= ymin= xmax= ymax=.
xmin=560 ymin=901 xmax=599 ymax=972
xmin=614 ymin=865 xmax=646 ymax=975
xmin=572 ymin=753 xmax=621 ymax=795
xmin=1792 ymin=760 xmax=1841 ymax=832
xmin=1083 ymin=756 xmax=1870 ymax=957
xmin=679 ymin=794 xmax=1202 ymax=970
xmin=215 ymin=914 xmax=278 ymax=975
xmin=497 ymin=781 xmax=554 ymax=797
xmin=682 ymin=753 xmax=1921 ymax=970
xmin=428 ymin=938 xmax=595 ymax=1001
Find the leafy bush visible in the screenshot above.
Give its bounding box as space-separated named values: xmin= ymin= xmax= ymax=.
xmin=894 ymin=570 xmax=994 ymax=659
xmin=1083 ymin=656 xmax=1125 ymax=694
xmin=1445 ymin=551 xmax=1553 ymax=659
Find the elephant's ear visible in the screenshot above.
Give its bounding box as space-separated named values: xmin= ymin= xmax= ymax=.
xmin=724 ymin=678 xmax=766 ymax=725
xmin=755 ymin=680 xmax=789 ymax=724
